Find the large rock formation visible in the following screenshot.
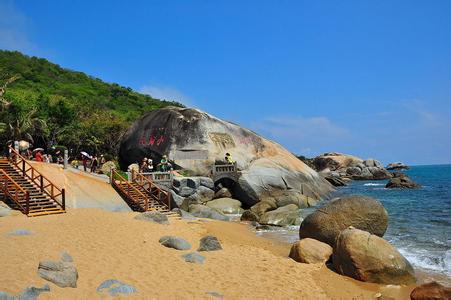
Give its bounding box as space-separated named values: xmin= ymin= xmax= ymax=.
xmin=119 ymin=107 xmax=333 ymax=207
xmin=333 ymin=228 xmax=416 ymax=285
xmin=313 ymin=152 xmax=392 ymax=181
xmin=299 ymin=195 xmax=388 ymax=246
xmin=385 ymin=172 xmax=421 ymax=189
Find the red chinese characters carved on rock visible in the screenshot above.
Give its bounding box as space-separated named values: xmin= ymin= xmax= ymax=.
xmin=139 ymin=135 xmax=165 ymax=147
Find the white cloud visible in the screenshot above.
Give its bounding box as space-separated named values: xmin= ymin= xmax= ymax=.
xmin=139 ymin=85 xmax=194 ymax=107
xmin=0 ymin=1 xmax=36 ymax=52
xmin=254 ymin=116 xmax=350 ymax=140
xmin=402 ymin=100 xmax=446 ymax=128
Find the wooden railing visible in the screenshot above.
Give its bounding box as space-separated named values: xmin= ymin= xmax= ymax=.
xmin=111 ymin=169 xmax=151 ymax=210
xmin=9 ymin=147 xmax=65 ymax=211
xmin=0 ymin=169 xmax=30 ymax=214
xmin=133 ymin=171 xmax=171 ymax=211
xmin=141 ymin=171 xmax=173 ymax=184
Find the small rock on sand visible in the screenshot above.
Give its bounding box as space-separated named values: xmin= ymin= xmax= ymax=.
xmin=134 ymin=211 xmax=169 ymax=224
xmin=198 ymin=236 xmax=222 ymax=251
xmin=182 ymin=252 xmax=205 ymax=264
xmin=8 ymin=229 xmax=32 ymax=236
xmin=97 ymin=279 xmax=137 ymax=296
xmin=17 ymin=284 xmax=50 ymax=300
xmin=159 ymin=236 xmax=191 ymax=250
xmin=38 ymin=252 xmax=78 ymax=288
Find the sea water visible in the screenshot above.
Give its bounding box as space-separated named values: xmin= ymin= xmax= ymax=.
xmin=257 ymin=164 xmax=451 ymax=285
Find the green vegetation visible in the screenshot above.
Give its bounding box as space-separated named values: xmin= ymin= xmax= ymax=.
xmin=0 ymin=50 xmax=183 ymax=156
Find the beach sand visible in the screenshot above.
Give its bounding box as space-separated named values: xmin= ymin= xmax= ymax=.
xmin=0 ymin=209 xmax=415 ymax=299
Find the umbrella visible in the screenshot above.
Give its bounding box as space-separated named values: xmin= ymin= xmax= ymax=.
xmin=32 ymin=148 xmax=44 ymax=153
xmin=80 ymin=151 xmax=92 ymax=159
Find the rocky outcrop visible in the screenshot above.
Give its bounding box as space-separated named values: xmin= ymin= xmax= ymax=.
xmin=386 ymin=172 xmax=420 ymax=189
xmin=386 ymin=162 xmax=409 ymax=171
xmin=119 ymin=107 xmax=333 ymax=207
xmin=289 ymin=238 xmax=332 ymax=264
xmin=299 ymin=195 xmax=388 ymax=246
xmin=38 ymin=252 xmax=78 ymax=288
xmin=206 ymin=198 xmax=243 ymax=214
xmin=410 ymin=281 xmax=451 ymax=300
xmin=313 ymin=152 xmax=391 ymax=181
xmin=259 ymin=204 xmax=300 ymax=226
xmin=333 ymin=227 xmax=416 ymax=285
xmin=188 ymin=204 xmax=229 ymax=221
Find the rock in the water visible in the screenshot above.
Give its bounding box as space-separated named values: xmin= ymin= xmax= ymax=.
xmin=134 ymin=211 xmax=169 ymax=224
xmin=97 ymin=279 xmax=137 ymax=296
xmin=214 ymin=187 xmax=232 ymax=199
xmin=410 ymin=281 xmax=451 ymax=300
xmin=181 ymin=252 xmax=206 ymax=264
xmin=386 ymin=162 xmax=409 ymax=171
xmin=333 ymin=228 xmax=416 ymax=285
xmin=259 ymin=204 xmax=300 ymax=226
xmin=240 ymin=210 xmax=259 ymax=222
xmin=299 ymin=195 xmax=388 ymax=246
xmin=289 ymin=238 xmax=332 ymax=264
xmin=386 ymin=172 xmax=421 ymax=189
xmin=198 ymin=236 xmax=223 ymax=251
xmin=38 ymin=253 xmax=78 ymax=288
xmin=250 ymin=200 xmax=277 ymax=218
xmin=206 ymin=198 xmax=243 ymax=214
xmin=188 ymin=204 xmax=229 ymax=221
xmin=313 ymin=152 xmax=391 ymax=180
xmin=159 ymin=236 xmax=191 ymax=250
xmin=324 ymin=174 xmax=347 ymax=187
xmin=17 ymin=284 xmax=50 ymax=300
xmin=118 ymin=107 xmax=333 ymax=207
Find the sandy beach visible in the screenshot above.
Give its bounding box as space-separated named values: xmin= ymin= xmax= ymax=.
xmin=0 ymin=208 xmax=415 ymax=299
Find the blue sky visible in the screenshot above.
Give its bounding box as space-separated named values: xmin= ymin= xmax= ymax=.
xmin=1 ymin=0 xmax=450 ymax=165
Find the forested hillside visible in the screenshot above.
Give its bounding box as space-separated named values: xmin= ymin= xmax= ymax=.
xmin=0 ymin=50 xmax=182 ymax=156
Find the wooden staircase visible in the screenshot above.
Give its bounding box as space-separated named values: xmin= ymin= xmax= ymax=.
xmin=111 ymin=169 xmax=175 ymax=215
xmin=0 ymin=149 xmax=65 ymax=217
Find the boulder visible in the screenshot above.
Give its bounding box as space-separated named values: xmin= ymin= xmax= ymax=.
xmin=274 ymin=191 xmax=314 ymax=208
xmin=250 ymin=199 xmax=277 ymax=218
xmin=259 ymin=204 xmax=300 ymax=226
xmin=214 ymin=187 xmax=232 ymax=199
xmin=188 ymin=204 xmax=229 ymax=221
xmin=38 ymin=252 xmax=78 ymax=288
xmin=159 ymin=236 xmax=191 ymax=250
xmin=97 ymin=279 xmax=137 ymax=296
xmin=0 ymin=291 xmax=14 ymax=300
xmin=333 ymin=228 xmax=416 ymax=285
xmin=198 ymin=236 xmax=223 ymax=251
xmin=199 ymin=177 xmax=214 ymax=190
xmin=386 ymin=172 xmax=421 ymax=189
xmin=324 ymin=174 xmax=347 ymax=187
xmin=240 ymin=210 xmax=259 ymax=222
xmin=134 ymin=211 xmax=169 ymax=224
xmin=172 ymin=208 xmax=197 ymax=220
xmin=170 ymin=190 xmax=184 ymax=207
xmin=0 ymin=201 xmax=12 ymax=217
xmin=410 ymin=281 xmax=451 ymax=300
xmin=118 ymin=107 xmax=333 ymax=206
xmin=182 ymin=252 xmax=206 ymax=264
xmin=100 ymin=161 xmax=116 ymax=175
xmin=289 ymin=238 xmax=332 ymax=264
xmin=17 ymin=284 xmax=50 ymax=300
xmin=206 ymin=198 xmax=243 ymax=214
xmin=299 ymin=195 xmax=388 ymax=246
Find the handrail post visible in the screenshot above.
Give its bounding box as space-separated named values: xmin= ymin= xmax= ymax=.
xmin=25 ymin=191 xmax=30 ymax=215
xmin=62 ymin=188 xmax=66 ymax=210
xmin=22 ymin=159 xmax=25 ymax=176
xmin=40 ymin=175 xmax=44 ymax=192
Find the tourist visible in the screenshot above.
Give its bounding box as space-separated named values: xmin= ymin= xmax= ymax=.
xmin=147 ymin=158 xmax=154 ymax=172
xmin=99 ymin=154 xmax=106 ymax=166
xmin=82 ymin=155 xmax=89 ymax=172
xmin=159 ymin=155 xmax=172 ymax=172
xmin=140 ymin=158 xmax=148 ymax=172
xmin=225 ymin=152 xmax=235 ymax=164
xmin=91 ymin=156 xmax=98 ymax=173
xmin=35 ymin=150 xmax=43 ymax=162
